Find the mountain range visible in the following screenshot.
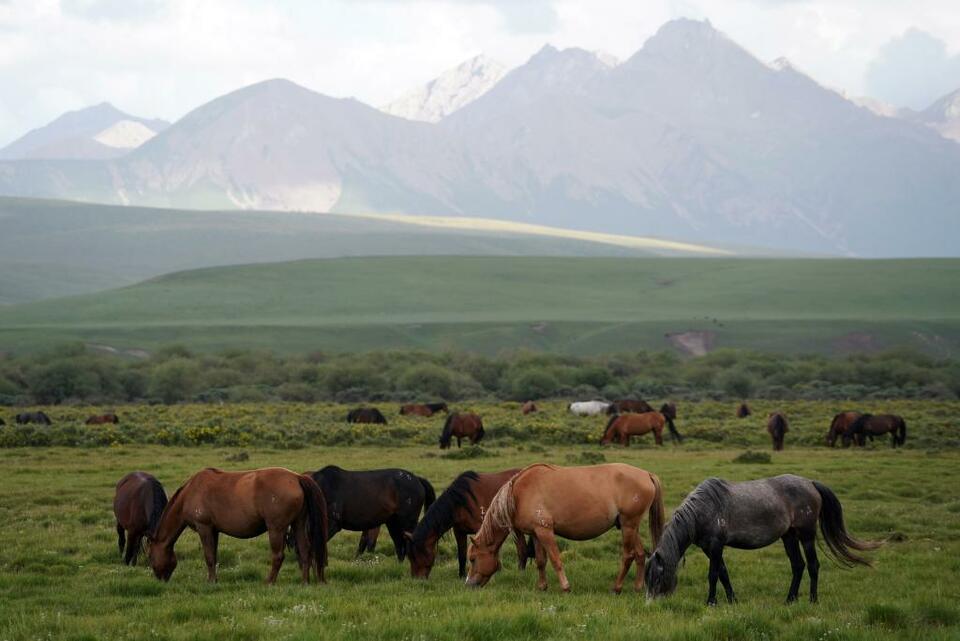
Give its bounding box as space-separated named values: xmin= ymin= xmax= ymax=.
xmin=0 ymin=19 xmax=958 ymax=257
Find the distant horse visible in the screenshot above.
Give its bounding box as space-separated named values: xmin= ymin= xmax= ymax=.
xmin=606 ymin=399 xmax=655 ymax=415
xmin=400 ymin=403 xmax=446 ymax=417
xmin=406 ymin=469 xmax=534 ymax=578
xmin=767 ymin=413 xmax=789 ymax=451
xmin=736 ymin=403 xmax=752 ymax=418
xmin=600 ymin=404 xmax=683 ymax=446
xmin=113 ymin=472 xmax=167 ymax=565
xmin=466 ymin=463 xmax=664 ymax=593
xmin=86 ymin=413 xmax=119 ymax=425
xmin=426 ymin=402 xmax=449 ymax=414
xmin=149 ymin=467 xmax=327 ymax=584
xmin=843 ymin=414 xmax=906 ymax=448
xmin=568 ymin=400 xmax=611 ymax=416
xmin=0 ymin=417 xmax=5 ymax=426
xmin=645 ymin=475 xmax=880 ymax=605
xmin=826 ymin=411 xmax=862 ymax=447
xmin=16 ymin=411 xmax=51 ymax=425
xmin=308 ymin=466 xmax=435 ymax=561
xmin=439 ymin=412 xmax=484 ymax=449
xmin=346 ymin=407 xmax=387 ymax=424
xmin=521 ymin=401 xmax=538 ymax=415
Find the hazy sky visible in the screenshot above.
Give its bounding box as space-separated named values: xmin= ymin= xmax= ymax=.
xmin=1 ymin=0 xmax=958 ymax=146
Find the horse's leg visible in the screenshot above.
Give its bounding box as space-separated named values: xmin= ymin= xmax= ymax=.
xmin=116 ymin=523 xmax=125 ymax=557
xmin=781 ymin=530 xmax=805 ymax=603
xmin=455 ymin=527 xmax=468 ymax=578
xmin=705 ymin=546 xmax=724 ymax=606
xmin=385 ymin=519 xmax=407 ymax=562
xmin=266 ymin=527 xmax=286 ymax=585
xmin=534 ymin=527 xmax=570 ymax=592
xmin=125 ymin=532 xmax=143 ymax=566
xmin=718 ymin=558 xmax=736 ymax=603
xmin=197 ymin=525 xmax=219 ymax=583
xmin=456 ymin=436 xmax=462 ymax=448
xmin=533 ymin=533 xmax=548 ymax=591
xmin=654 ymin=427 xmax=663 ymax=446
xmin=612 ymin=518 xmax=640 ymax=594
xmin=355 ymin=530 xmax=371 ymax=558
xmin=800 ymin=531 xmax=820 ymax=603
xmin=632 ymin=526 xmax=647 ymax=592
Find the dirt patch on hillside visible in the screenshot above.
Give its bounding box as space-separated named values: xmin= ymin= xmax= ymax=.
xmin=665 ymin=331 xmax=715 ymax=356
xmin=832 ymin=332 xmax=880 ymax=354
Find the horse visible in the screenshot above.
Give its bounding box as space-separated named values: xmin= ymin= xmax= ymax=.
xmin=426 ymin=402 xmax=449 ymax=414
xmin=16 ymin=411 xmax=51 ymax=425
xmin=86 ymin=413 xmax=119 ymax=425
xmin=113 ymin=472 xmax=167 ymax=565
xmin=148 ymin=467 xmax=327 ymax=584
xmin=400 ymin=403 xmax=448 ymax=417
xmin=568 ymin=400 xmax=611 ymax=416
xmin=466 ymin=463 xmax=664 ymax=593
xmin=645 ymin=475 xmax=880 ymax=605
xmin=843 ymin=414 xmax=906 ymax=448
xmin=0 ymin=417 xmax=5 ymax=426
xmin=736 ymin=403 xmax=752 ymax=418
xmin=767 ymin=413 xmax=788 ymax=451
xmin=600 ymin=404 xmax=683 ymax=446
xmin=521 ymin=401 xmax=538 ymax=415
xmin=308 ymin=466 xmax=435 ymax=561
xmin=606 ymin=399 xmax=654 ymax=415
xmin=346 ymin=407 xmax=387 ymax=424
xmin=826 ymin=411 xmax=862 ymax=447
xmin=439 ymin=412 xmax=484 ymax=449
xmin=406 ymin=469 xmax=535 ymax=578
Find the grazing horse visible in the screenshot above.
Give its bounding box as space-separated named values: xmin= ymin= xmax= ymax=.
xmin=309 ymin=466 xmax=435 ymax=561
xmin=843 ymin=414 xmax=906 ymax=448
xmin=86 ymin=413 xmax=119 ymax=425
xmin=826 ymin=411 xmax=862 ymax=447
xmin=606 ymin=399 xmax=655 ymax=415
xmin=400 ymin=403 xmax=448 ymax=417
xmin=466 ymin=463 xmax=664 ymax=593
xmin=736 ymin=403 xmax=752 ymax=418
xmin=521 ymin=401 xmax=538 ymax=415
xmin=0 ymin=418 xmax=5 ymax=426
xmin=600 ymin=404 xmax=683 ymax=446
xmin=646 ymin=475 xmax=879 ymax=605
xmin=406 ymin=469 xmax=535 ymax=578
xmin=426 ymin=402 xmax=449 ymax=414
xmin=16 ymin=411 xmax=51 ymax=425
xmin=767 ymin=413 xmax=789 ymax=451
xmin=148 ymin=467 xmax=328 ymax=584
xmin=439 ymin=413 xmax=484 ymax=449
xmin=346 ymin=407 xmax=387 ymax=424
xmin=113 ymin=472 xmax=167 ymax=565
xmin=568 ymin=400 xmax=611 ymax=416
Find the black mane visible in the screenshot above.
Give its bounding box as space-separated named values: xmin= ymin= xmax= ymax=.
xmin=660 ymin=477 xmax=731 ymax=560
xmin=146 ymin=477 xmax=169 ymax=539
xmin=410 ymin=471 xmax=479 ymax=545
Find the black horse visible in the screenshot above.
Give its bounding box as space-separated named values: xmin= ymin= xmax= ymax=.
xmin=645 ymin=475 xmax=879 ymax=605
xmin=308 ymin=466 xmax=436 ymax=561
xmin=16 ymin=411 xmax=51 ymax=425
xmin=843 ymin=414 xmax=906 ymax=448
xmin=346 ymin=407 xmax=387 ymax=424
xmin=767 ymin=413 xmax=788 ymax=451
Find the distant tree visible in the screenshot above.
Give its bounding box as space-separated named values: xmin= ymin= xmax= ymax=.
xmin=149 ymin=358 xmax=200 ymax=403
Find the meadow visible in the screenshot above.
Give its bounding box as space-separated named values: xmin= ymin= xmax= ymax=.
xmin=1 ymin=400 xmax=959 ymax=640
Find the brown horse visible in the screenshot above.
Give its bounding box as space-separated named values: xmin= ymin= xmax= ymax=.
xmin=346 ymin=407 xmax=387 ymax=424
xmin=826 ymin=411 xmax=862 ymax=447
xmin=113 ymin=472 xmax=167 ymax=565
xmin=600 ymin=404 xmax=682 ymax=446
xmin=606 ymin=399 xmax=655 ymax=415
xmin=843 ymin=414 xmax=907 ymax=448
xmin=466 ymin=463 xmax=664 ymax=593
xmin=86 ymin=413 xmax=119 ymax=425
xmin=400 ymin=403 xmax=448 ymax=417
xmin=149 ymin=467 xmax=328 ymax=584
xmin=521 ymin=401 xmax=538 ymax=415
xmin=736 ymin=403 xmax=752 ymax=418
xmin=439 ymin=412 xmax=484 ymax=449
xmin=767 ymin=413 xmax=789 ymax=451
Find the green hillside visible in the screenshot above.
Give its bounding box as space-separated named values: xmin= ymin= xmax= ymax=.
xmin=1 ymin=256 xmax=958 ymax=355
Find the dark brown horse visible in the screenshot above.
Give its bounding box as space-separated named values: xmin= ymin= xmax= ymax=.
xmin=113 ymin=472 xmax=167 ymax=565
xmin=600 ymin=404 xmax=682 ymax=446
xmin=736 ymin=403 xmax=752 ymax=418
xmin=16 ymin=411 xmax=51 ymax=425
xmin=439 ymin=412 xmax=484 ymax=449
xmin=843 ymin=414 xmax=906 ymax=448
xmin=400 ymin=402 xmax=447 ymax=417
xmin=86 ymin=413 xmax=119 ymax=425
xmin=606 ymin=399 xmax=655 ymax=415
xmin=521 ymin=401 xmax=538 ymax=415
xmin=346 ymin=407 xmax=387 ymax=424
xmin=149 ymin=467 xmax=328 ymax=584
xmin=826 ymin=411 xmax=862 ymax=447
xmin=406 ymin=468 xmax=534 ymax=578
xmin=768 ymin=413 xmax=789 ymax=451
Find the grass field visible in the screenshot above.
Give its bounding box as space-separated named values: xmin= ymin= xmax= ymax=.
xmin=1 ymin=256 xmax=959 ymax=355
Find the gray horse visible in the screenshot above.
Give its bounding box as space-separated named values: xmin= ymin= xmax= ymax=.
xmin=645 ymin=475 xmax=879 ymax=605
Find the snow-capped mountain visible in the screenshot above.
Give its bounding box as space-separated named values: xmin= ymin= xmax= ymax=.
xmin=911 ymin=89 xmax=960 ymax=142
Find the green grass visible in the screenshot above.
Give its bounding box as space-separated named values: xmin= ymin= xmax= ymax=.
xmin=1 ymin=256 xmax=959 ymax=355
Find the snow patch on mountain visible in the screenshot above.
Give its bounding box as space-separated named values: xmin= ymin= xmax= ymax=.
xmin=382 ymin=55 xmax=508 ymax=122
xmin=94 ymin=120 xmax=158 ymax=148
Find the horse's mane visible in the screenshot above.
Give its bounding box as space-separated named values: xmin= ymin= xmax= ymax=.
xmin=410 ymin=471 xmax=479 ymax=545
xmin=475 ymin=464 xmax=553 ymax=544
xmin=660 ymin=478 xmax=731 ymax=562
xmin=147 ymin=479 xmax=169 ymax=539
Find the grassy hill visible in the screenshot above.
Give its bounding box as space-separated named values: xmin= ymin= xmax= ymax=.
xmin=1 ymin=256 xmax=958 ymax=355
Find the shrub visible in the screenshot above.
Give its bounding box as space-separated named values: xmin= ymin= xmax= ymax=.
xmin=504 ymin=369 xmax=560 ymax=401
xmin=148 ymin=358 xmax=200 ymax=404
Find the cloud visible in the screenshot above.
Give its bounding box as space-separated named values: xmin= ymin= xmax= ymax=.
xmin=865 ymin=28 xmax=960 ymax=110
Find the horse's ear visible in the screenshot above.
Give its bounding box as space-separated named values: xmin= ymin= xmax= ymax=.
xmin=403 ymin=531 xmax=413 ymax=541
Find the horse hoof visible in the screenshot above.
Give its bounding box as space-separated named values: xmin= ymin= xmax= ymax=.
xmin=611 ymin=587 xmax=622 ymax=595
xmin=706 ymin=600 xmax=717 ymax=607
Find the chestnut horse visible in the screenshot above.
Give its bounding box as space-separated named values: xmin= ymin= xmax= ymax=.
xmin=400 ymin=403 xmax=448 ymax=417
xmin=826 ymin=411 xmax=862 ymax=447
xmin=406 ymin=468 xmax=534 ymax=578
xmin=843 ymin=414 xmax=906 ymax=448
xmin=521 ymin=401 xmax=538 ymax=415
xmin=346 ymin=407 xmax=387 ymax=424
xmin=606 ymin=399 xmax=654 ymax=415
xmin=736 ymin=403 xmax=752 ymax=418
xmin=87 ymin=413 xmax=119 ymax=425
xmin=439 ymin=412 xmax=484 ymax=449
xmin=466 ymin=463 xmax=664 ymax=593
xmin=768 ymin=413 xmax=789 ymax=451
xmin=149 ymin=467 xmax=328 ymax=584
xmin=113 ymin=471 xmax=167 ymax=565
xmin=600 ymin=404 xmax=682 ymax=446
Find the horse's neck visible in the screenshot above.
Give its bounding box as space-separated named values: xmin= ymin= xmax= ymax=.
xmin=477 ymin=522 xmax=511 ymax=554
xmin=661 ymin=520 xmax=694 ymax=569
xmin=154 ymin=492 xmax=187 ymax=548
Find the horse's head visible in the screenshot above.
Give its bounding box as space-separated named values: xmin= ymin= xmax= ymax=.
xmin=464 ymin=535 xmax=501 ymax=588
xmin=149 ymin=543 xmax=177 ymax=582
xmin=405 ymin=532 xmax=436 ymax=579
xmin=644 ymin=550 xmax=678 ymax=599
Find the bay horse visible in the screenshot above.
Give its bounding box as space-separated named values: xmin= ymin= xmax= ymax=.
xmin=16 ymin=411 xmax=51 ymax=425
xmin=439 ymin=412 xmax=484 ymax=449
xmin=568 ymin=400 xmax=611 ymax=416
xmin=148 ymin=467 xmax=327 ymax=584
xmin=113 ymin=472 xmax=167 ymax=565
xmin=87 ymin=413 xmax=119 ymax=425
xmin=843 ymin=414 xmax=906 ymax=448
xmin=466 ymin=463 xmax=664 ymax=593
xmin=406 ymin=469 xmax=535 ymax=578
xmin=308 ymin=466 xmax=435 ymax=561
xmin=645 ymin=475 xmax=880 ymax=605
xmin=400 ymin=403 xmax=448 ymax=417
xmin=826 ymin=411 xmax=862 ymax=447
xmin=521 ymin=401 xmax=538 ymax=415
xmin=346 ymin=407 xmax=387 ymax=424
xmin=606 ymin=399 xmax=654 ymax=415
xmin=736 ymin=403 xmax=752 ymax=418
xmin=767 ymin=413 xmax=788 ymax=451
xmin=600 ymin=404 xmax=683 ymax=446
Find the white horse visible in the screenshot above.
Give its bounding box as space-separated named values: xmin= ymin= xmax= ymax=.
xmin=568 ymin=400 xmax=611 ymax=416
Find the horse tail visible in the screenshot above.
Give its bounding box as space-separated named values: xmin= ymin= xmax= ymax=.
xmin=520 ymin=534 xmax=536 ymax=570
xmin=147 ymin=480 xmax=168 ymax=539
xmin=648 ymin=473 xmax=665 ymax=549
xmin=600 ymin=414 xmax=618 ymax=444
xmin=896 ymin=417 xmax=907 ymax=446
xmin=664 ymin=413 xmax=683 ymax=443
xmin=812 ymin=481 xmax=881 ymax=567
xmin=298 ymin=474 xmax=329 ymax=582
xmin=475 ymin=418 xmax=485 ymax=443
xmin=418 ymin=476 xmax=436 ymax=514
xmin=439 ymin=414 xmax=454 ymax=448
